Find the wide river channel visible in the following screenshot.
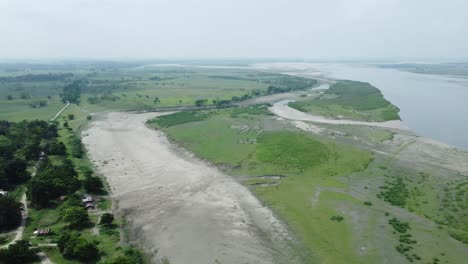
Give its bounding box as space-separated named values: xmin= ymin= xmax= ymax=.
xmin=296 ymin=64 xmax=468 ymax=150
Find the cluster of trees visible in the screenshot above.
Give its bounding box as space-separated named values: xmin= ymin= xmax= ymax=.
xmin=194 ymin=99 xmax=208 ymax=107
xmin=61 ymin=80 xmax=83 ymax=104
xmin=29 ymin=100 xmax=48 ymax=108
xmin=0 ymin=240 xmax=39 ymax=264
xmin=0 ymin=195 xmax=22 ymax=230
xmin=0 ymin=120 xmax=59 ymax=187
xmin=87 ymin=93 xmax=120 ymax=104
xmin=58 ymin=232 xmax=99 ymax=262
xmin=28 ymin=159 xmax=80 ymax=208
xmin=0 ymin=73 xmax=73 ymax=82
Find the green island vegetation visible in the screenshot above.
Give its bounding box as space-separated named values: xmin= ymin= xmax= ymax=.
xmin=288 ymin=80 xmax=400 ymax=121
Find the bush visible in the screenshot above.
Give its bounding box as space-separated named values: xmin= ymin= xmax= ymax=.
xmin=99 ymin=213 xmax=114 ymax=226
xmin=330 ymin=215 xmax=344 ymax=222
xmin=100 ymin=247 xmax=144 ymax=264
xmin=389 ymin=218 xmax=411 ymax=233
xmin=379 ymin=178 xmax=409 ymax=207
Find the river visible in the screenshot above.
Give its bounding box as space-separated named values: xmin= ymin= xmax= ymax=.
xmin=261 ymin=63 xmax=468 ymax=150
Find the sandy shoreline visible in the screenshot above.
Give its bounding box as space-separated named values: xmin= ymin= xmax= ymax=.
xmin=270 ymin=100 xmax=409 ymax=131
xmin=82 ymin=112 xmax=297 ymax=264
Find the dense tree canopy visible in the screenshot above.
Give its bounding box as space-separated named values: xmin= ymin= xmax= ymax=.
xmin=61 ymin=80 xmax=83 ymax=104
xmin=0 ymin=240 xmax=39 ymax=264
xmin=58 ymin=232 xmax=99 ymax=261
xmin=0 ymin=195 xmax=22 ymax=230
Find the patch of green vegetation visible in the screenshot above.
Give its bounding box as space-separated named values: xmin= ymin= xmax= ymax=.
xmin=289 ymin=80 xmax=400 ymax=121
xmin=378 ymin=178 xmax=409 ymax=207
xmin=330 ymin=215 xmax=344 ymax=222
xmin=230 ymin=105 xmax=272 ymax=118
xmin=151 ymin=111 xmax=211 ymax=128
xmin=156 ymin=108 xmax=374 ymax=263
xmin=440 ymin=181 xmax=468 ymax=244
xmin=256 ymin=132 xmax=329 ymax=171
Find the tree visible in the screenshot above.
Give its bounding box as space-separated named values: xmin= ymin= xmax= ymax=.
xmin=194 ymin=99 xmax=207 ymax=107
xmin=0 ymin=196 xmax=22 ymax=230
xmin=153 ymin=97 xmax=160 ymax=104
xmin=61 ymin=80 xmax=83 ymax=104
xmin=68 ymin=114 xmax=75 ymax=120
xmin=28 ymin=161 xmax=79 ymax=208
xmin=99 ymin=213 xmax=114 ymax=226
xmin=6 ymin=95 xmax=13 ymax=100
xmin=46 ymin=140 xmax=67 ymax=155
xmin=63 ymin=206 xmax=90 ymax=229
xmin=58 ymin=232 xmax=100 ymax=261
xmin=84 ymin=176 xmax=105 ymax=194
xmin=0 ymin=240 xmax=39 ymax=264
xmin=4 ymin=158 xmax=29 ymax=184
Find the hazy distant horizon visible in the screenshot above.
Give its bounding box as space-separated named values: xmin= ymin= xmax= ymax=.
xmin=2 ymin=0 xmax=468 ymax=60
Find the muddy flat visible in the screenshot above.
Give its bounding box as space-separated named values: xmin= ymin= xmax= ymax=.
xmin=82 ymin=112 xmax=295 ymax=264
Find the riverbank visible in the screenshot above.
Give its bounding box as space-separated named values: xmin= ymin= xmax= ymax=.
xmin=82 ymin=112 xmax=299 ymax=264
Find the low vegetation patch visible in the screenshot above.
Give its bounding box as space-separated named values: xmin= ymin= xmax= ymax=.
xmin=378 ymin=178 xmax=409 ymax=207
xmin=256 ymin=132 xmax=329 ymax=171
xmin=152 ymin=111 xmax=211 ymax=128
xmin=289 ymin=80 xmax=400 ymax=121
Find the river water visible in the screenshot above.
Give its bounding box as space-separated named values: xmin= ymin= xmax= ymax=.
xmin=290 ymin=64 xmax=468 ymax=150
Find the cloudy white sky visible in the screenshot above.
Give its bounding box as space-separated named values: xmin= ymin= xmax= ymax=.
xmin=1 ymin=0 xmax=467 ymax=59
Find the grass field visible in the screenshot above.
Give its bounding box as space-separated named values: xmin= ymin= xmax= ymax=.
xmin=150 ymin=106 xmax=468 ymax=264
xmin=0 ymin=65 xmax=314 ymax=123
xmin=289 ymin=80 xmax=400 ymax=121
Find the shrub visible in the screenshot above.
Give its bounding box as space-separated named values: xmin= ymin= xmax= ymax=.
xmin=99 ymin=213 xmax=114 ymax=226
xmin=330 ymin=215 xmax=344 ymax=222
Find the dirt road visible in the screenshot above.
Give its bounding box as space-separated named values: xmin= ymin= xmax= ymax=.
xmin=82 ymin=112 xmax=297 ymax=264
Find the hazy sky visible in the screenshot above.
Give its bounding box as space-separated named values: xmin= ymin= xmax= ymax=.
xmin=1 ymin=0 xmax=468 ymax=59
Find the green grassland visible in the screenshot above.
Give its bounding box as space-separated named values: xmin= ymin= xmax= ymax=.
xmin=0 ymin=65 xmax=315 ymax=123
xmin=289 ymin=80 xmax=400 ymax=121
xmin=149 ymin=107 xmax=468 ymax=264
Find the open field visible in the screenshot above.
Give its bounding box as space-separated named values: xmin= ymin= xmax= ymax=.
xmin=0 ymin=64 xmax=316 ymax=122
xmin=150 ymin=105 xmax=468 ymax=264
xmin=288 ymin=80 xmax=400 ymax=121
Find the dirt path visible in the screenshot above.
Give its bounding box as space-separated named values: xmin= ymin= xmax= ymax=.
xmin=82 ymin=112 xmax=296 ymax=264
xmin=270 ymin=100 xmax=409 ymax=130
xmin=50 ymin=100 xmax=70 ymax=121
